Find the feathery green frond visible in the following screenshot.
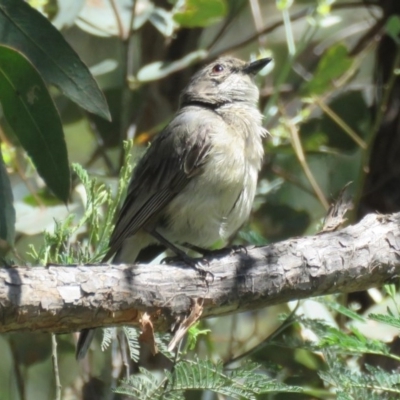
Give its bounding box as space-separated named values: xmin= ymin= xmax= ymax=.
xmin=123 ymin=327 xmax=141 ymax=363
xmin=101 ymin=327 xmax=115 ymax=352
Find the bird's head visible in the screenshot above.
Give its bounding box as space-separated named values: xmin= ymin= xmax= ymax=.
xmin=180 ymin=56 xmax=271 ymax=108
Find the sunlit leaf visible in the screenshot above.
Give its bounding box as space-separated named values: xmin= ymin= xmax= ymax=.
xmin=0 ymin=0 xmax=110 ymax=120
xmin=276 ymin=0 xmax=293 ymax=11
xmin=303 ymin=44 xmax=353 ymax=96
xmin=319 ymin=299 xmax=366 ymax=323
xmin=135 ymin=50 xmax=207 ymax=83
xmin=0 ymin=45 xmax=70 ymax=202
xmin=174 ymin=0 xmax=227 ymax=28
xmin=51 ymin=0 xmax=85 ymax=30
xmin=385 ymin=15 xmax=400 ymax=44
xmin=149 ymin=7 xmax=175 ymax=37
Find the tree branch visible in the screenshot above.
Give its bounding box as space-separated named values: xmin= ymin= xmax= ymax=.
xmin=1 ymin=212 xmax=399 ymax=334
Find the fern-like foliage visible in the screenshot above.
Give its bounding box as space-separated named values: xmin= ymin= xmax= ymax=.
xmin=116 ymin=367 xmax=174 ymax=400
xmin=123 ymin=327 xmax=141 ymax=363
xmin=101 ymin=327 xmax=115 ymax=352
xmin=297 ymin=317 xmax=392 ymax=359
xmin=320 ymin=352 xmax=400 ymax=399
xmin=320 ymin=325 xmax=391 ymax=357
xmin=154 ymin=332 xmax=174 ymax=360
xmin=27 ymin=140 xmax=134 ymax=265
xmin=102 ymin=328 xmax=167 ymax=363
xmin=115 ymin=358 xmax=303 ymax=400
xmin=368 ymin=313 xmax=400 ymax=330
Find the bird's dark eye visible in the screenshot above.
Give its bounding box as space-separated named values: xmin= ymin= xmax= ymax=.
xmin=212 ymin=64 xmax=224 ymax=73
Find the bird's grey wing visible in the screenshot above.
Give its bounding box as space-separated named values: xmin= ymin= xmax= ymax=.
xmin=104 ymin=112 xmax=213 ymax=260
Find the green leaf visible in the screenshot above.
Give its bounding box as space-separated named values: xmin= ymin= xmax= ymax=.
xmin=0 ymin=0 xmax=110 ymax=121
xmin=185 ymin=322 xmax=211 ymax=351
xmin=136 ymin=50 xmax=207 ymax=83
xmin=368 ymin=313 xmax=400 ymax=330
xmin=154 ymin=332 xmax=174 ymax=360
xmin=0 ymin=45 xmax=70 ymax=202
xmin=116 ymin=358 xmax=303 ymax=399
xmin=319 ymin=325 xmax=390 ymax=357
xmin=303 ymin=44 xmax=353 ymax=96
xmin=0 ymin=147 xmax=15 ymax=246
xmin=385 ymin=15 xmax=400 ymax=44
xmin=321 ymin=352 xmax=400 ymax=398
xmin=116 ymin=367 xmax=167 ymax=400
xmin=174 ymin=0 xmax=227 ymax=28
xmin=167 ymin=359 xmax=303 ymax=398
xmin=319 ymin=298 xmax=366 ymax=323
xmin=276 ymin=0 xmax=293 ymax=11
xmin=384 ymin=283 xmax=397 ymax=299
xmin=101 ymin=327 xmax=114 ymax=352
xmin=123 ymin=327 xmax=140 ymax=362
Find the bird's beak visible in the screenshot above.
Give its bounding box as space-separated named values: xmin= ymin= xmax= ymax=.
xmin=243 ymin=58 xmax=272 ymax=75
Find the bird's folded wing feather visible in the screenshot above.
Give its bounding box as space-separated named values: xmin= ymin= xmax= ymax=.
xmin=104 ymin=109 xmax=214 ymax=260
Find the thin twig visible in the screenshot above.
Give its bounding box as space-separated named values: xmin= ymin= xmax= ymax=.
xmin=226 ymin=314 xmax=238 ymax=360
xmin=207 ymin=1 xmax=248 ymax=51
xmin=109 ymin=0 xmax=125 ymax=39
xmin=163 ymin=338 xmax=182 ymax=393
xmin=8 ymin=337 xmax=26 ymax=400
xmin=284 ymin=113 xmax=329 ymax=210
xmin=126 ymin=0 xmax=138 ymax=75
xmin=249 ymin=0 xmax=265 ymax=46
xmin=119 ymin=329 xmax=130 ymax=378
xmin=282 ymin=7 xmax=296 ymax=56
xmin=224 ymin=302 xmax=300 ymax=367
xmin=314 ymin=97 xmax=367 ymax=149
xmin=85 ymin=118 xmax=117 ymax=174
xmin=210 ymin=7 xmax=310 ymax=58
xmin=51 ymin=334 xmax=62 ymax=400
xmin=264 ymin=14 xmax=318 ymax=123
xmin=271 ymin=164 xmax=319 ymax=198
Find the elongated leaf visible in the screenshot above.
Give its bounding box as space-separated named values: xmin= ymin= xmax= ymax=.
xmin=385 ymin=15 xmax=400 ymax=44
xmin=0 ymin=45 xmax=70 ymax=202
xmin=174 ymin=0 xmax=227 ymax=28
xmin=52 ymin=0 xmax=85 ymax=30
xmin=0 ymin=0 xmax=110 ymax=121
xmin=0 ymin=148 xmax=15 ymax=246
xmin=136 ymin=50 xmax=207 ymax=82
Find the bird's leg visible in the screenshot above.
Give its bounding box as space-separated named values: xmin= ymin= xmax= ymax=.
xmin=146 ymin=229 xmax=209 ymax=275
xmin=148 ymin=229 xmax=192 ymax=262
xmin=229 ymin=244 xmax=248 ymax=255
xmin=183 ymin=242 xmax=244 ymax=257
xmin=181 ymin=242 xmax=213 ymax=256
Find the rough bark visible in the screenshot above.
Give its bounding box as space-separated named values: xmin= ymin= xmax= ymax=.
xmin=1 ymin=212 xmax=399 ymax=335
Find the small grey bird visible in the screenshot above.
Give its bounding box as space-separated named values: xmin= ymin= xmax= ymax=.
xmin=76 ymin=56 xmax=271 ymax=360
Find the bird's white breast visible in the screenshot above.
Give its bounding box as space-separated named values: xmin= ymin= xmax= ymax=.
xmin=161 ymin=106 xmax=266 ymax=248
